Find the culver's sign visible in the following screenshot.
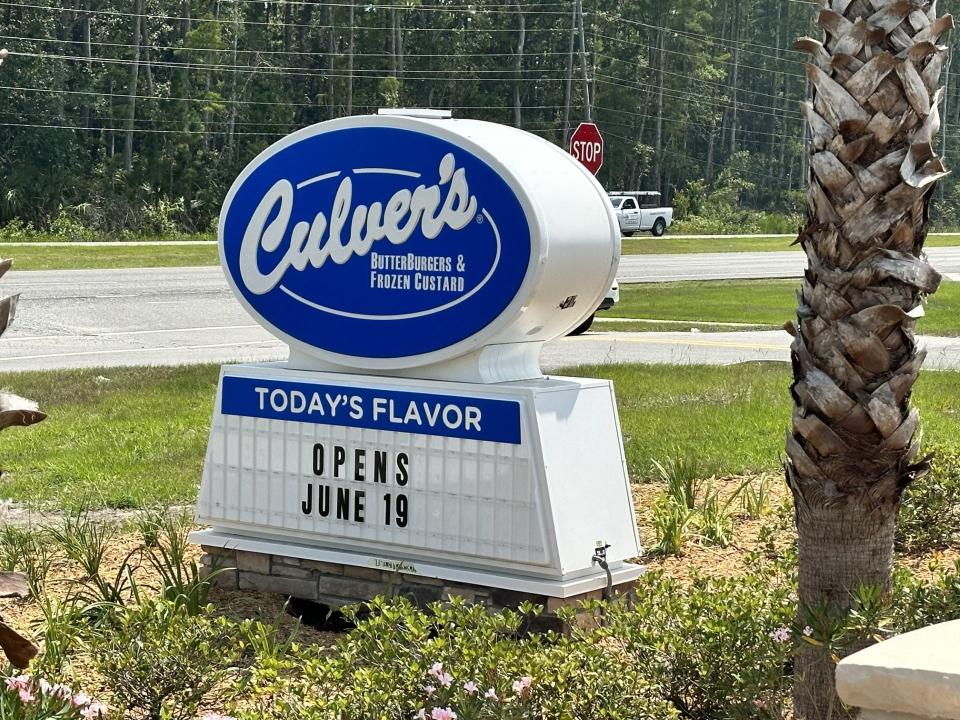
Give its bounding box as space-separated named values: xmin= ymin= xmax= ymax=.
xmin=220 ymin=119 xmax=532 ymax=362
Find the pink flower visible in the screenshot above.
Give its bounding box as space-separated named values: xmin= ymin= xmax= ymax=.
xmin=484 ymin=688 xmax=499 ymax=701
xmin=80 ymin=702 xmax=108 ymax=719
xmin=5 ymin=675 xmax=30 ymax=691
xmin=414 ymin=711 xmax=426 ymax=720
xmin=803 ymin=626 xmax=814 ymax=637
xmin=463 ymin=681 xmax=478 ymax=695
xmin=425 ymin=685 xmax=436 ymax=697
xmin=769 ymin=627 xmax=791 ymax=644
xmin=17 ymin=687 xmax=35 ymax=704
xmin=71 ymin=691 xmax=91 ymax=707
xmin=427 ymin=663 xmax=453 ymax=688
xmin=52 ymin=684 xmax=73 ymax=700
xmin=431 ymin=708 xmax=457 ymax=720
xmin=512 ymin=676 xmax=533 ymax=696
xmin=37 ymin=679 xmax=52 ymax=695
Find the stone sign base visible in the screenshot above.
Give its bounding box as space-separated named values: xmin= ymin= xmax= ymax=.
xmin=196 ymin=531 xmax=643 ymax=622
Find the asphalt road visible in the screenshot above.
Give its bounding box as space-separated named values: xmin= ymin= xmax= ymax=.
xmin=3 ymin=260 xmax=960 ymax=372
xmin=617 ymin=246 xmax=960 ymax=282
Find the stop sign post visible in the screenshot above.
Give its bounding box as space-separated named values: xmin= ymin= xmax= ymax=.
xmin=569 ymin=122 xmax=604 ymax=175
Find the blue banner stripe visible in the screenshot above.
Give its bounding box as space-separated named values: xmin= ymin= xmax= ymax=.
xmin=221 ymin=376 xmax=522 ymax=445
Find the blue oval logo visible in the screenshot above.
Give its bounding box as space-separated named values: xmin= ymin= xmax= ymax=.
xmin=221 ymin=125 xmax=532 ymax=360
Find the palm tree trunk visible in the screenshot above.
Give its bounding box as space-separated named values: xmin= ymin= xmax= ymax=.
xmin=789 ymin=2 xmax=952 ymax=717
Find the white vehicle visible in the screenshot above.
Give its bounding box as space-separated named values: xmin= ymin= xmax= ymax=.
xmin=569 ymin=280 xmax=619 ymax=336
xmin=609 ymin=191 xmax=673 ymax=237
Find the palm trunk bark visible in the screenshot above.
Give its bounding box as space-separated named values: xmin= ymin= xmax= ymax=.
xmin=789 ymin=2 xmax=952 ymax=717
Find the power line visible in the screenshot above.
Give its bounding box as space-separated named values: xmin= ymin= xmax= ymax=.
xmin=0 ymin=1 xmax=569 ymax=34
xmin=0 ymin=83 xmax=566 ymax=112
xmin=594 ymin=40 xmax=805 ymax=82
xmin=0 ymin=33 xmax=577 ymax=60
xmin=10 ymin=49 xmax=578 ymax=79
xmin=3 ymin=0 xmax=815 ymax=62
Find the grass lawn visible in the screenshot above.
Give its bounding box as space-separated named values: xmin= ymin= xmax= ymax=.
xmin=0 ymin=365 xmax=219 ymax=509
xmin=622 ymin=232 xmax=960 ymax=255
xmin=3 ymin=244 xmax=219 ymax=271
xmin=4 ymin=233 xmax=958 ymax=269
xmin=610 ymin=279 xmax=960 ymax=336
xmin=3 ymin=362 xmax=960 ymax=509
xmin=593 ymin=319 xmax=773 ymax=333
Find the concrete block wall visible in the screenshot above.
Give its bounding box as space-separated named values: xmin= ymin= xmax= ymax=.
xmin=201 ymin=545 xmax=632 ymax=621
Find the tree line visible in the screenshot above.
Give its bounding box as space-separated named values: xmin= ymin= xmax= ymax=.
xmin=0 ymin=0 xmax=956 ymax=236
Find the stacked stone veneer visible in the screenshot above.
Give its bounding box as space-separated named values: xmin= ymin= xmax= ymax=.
xmin=201 ymin=545 xmax=634 ymax=615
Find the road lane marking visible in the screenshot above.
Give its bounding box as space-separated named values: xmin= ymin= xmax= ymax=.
xmin=0 ymin=341 xmax=282 ymax=363
xmin=7 ymin=324 xmax=262 ymax=342
xmin=571 ymin=335 xmax=787 ymax=351
xmin=597 ymin=317 xmax=776 ymax=327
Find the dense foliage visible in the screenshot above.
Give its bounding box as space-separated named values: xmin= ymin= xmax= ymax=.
xmin=0 ymin=0 xmax=844 ymax=236
xmin=0 ymin=502 xmax=956 ymax=719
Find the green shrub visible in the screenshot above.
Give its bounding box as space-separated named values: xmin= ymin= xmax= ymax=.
xmin=47 ymin=212 xmax=97 ymax=243
xmin=599 ymin=571 xmax=795 ymax=720
xmin=892 ymin=560 xmax=960 ymax=633
xmin=239 ymin=596 xmax=678 ymax=720
xmin=88 ymin=597 xmax=240 ymax=720
xmin=897 ymin=446 xmax=960 ymax=553
xmin=0 ymin=218 xmax=39 ymax=242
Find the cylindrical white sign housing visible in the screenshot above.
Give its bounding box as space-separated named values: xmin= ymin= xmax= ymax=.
xmin=218 ymin=114 xmax=620 ymax=373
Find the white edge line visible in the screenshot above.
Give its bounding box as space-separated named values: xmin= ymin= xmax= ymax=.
xmin=1 ymin=341 xmax=281 ymax=363
xmin=9 ymin=324 xmax=263 ymax=342
xmin=295 ymin=171 xmax=341 ymax=190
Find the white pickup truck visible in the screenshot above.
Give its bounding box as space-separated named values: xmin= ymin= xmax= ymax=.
xmin=609 ymin=191 xmax=673 ymax=237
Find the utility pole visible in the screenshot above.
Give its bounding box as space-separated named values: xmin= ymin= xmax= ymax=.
xmin=562 ymin=0 xmax=576 ymax=143
xmin=654 ymin=28 xmax=665 ymax=194
xmin=124 ymin=0 xmax=143 ymax=172
xmin=347 ymin=0 xmax=354 ymax=114
xmin=940 ymin=48 xmax=951 ymax=204
xmin=576 ymin=0 xmax=591 ymax=121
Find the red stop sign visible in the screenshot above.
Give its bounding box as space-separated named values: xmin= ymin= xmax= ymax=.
xmin=569 ymin=122 xmax=604 ymax=175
